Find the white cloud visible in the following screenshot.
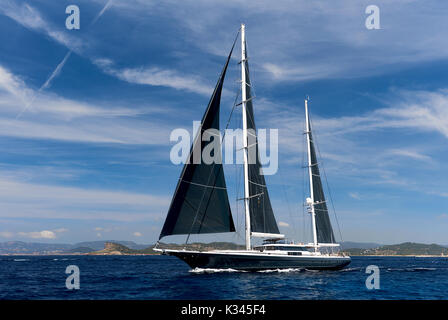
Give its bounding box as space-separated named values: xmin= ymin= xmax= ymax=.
xmin=253 ymin=88 xmax=448 ymax=200
xmin=6 ymin=228 xmax=67 ymax=239
xmin=266 ymin=88 xmax=448 ymax=157
xmin=0 ymin=65 xmax=142 ymax=119
xmin=0 ymin=2 xmax=82 ymax=51
xmin=388 ymin=149 xmax=432 ymax=163
xmin=312 ymin=89 xmax=448 ymax=140
xmin=0 ymin=2 xmax=222 ymax=98
xmin=278 ymin=221 xmax=290 ymax=227
xmin=133 ymin=231 xmax=143 ymax=237
xmin=0 ymin=177 xmax=170 ymax=222
xmin=349 ymin=192 xmax=361 ymax=200
xmin=0 ymin=65 xmax=173 ymax=145
xmin=263 ymin=62 xmax=340 ymax=82
xmin=18 ymin=230 xmax=56 ymax=239
xmin=97 ymin=62 xmax=213 ymax=96
xmin=0 ymin=65 xmax=32 ymax=103
xmin=0 ymin=231 xmax=14 ymax=238
xmin=102 ymin=0 xmax=448 ymax=82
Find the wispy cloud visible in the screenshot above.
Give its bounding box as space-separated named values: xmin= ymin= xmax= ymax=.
xmin=0 ymin=65 xmax=173 ymax=144
xmin=102 ymin=0 xmax=448 ymax=82
xmin=312 ymin=89 xmax=448 ymax=139
xmin=11 ymin=1 xmax=114 ymax=118
xmin=1 ymin=1 xmax=221 ymax=97
xmin=0 ymin=1 xmax=82 ymax=51
xmin=349 ymin=192 xmax=362 ymax=200
xmin=254 ymin=88 xmax=448 ymax=200
xmin=95 ymin=60 xmax=214 ymax=96
xmin=387 ymin=149 xmax=433 ymax=163
xmin=0 ymin=177 xmax=171 ymax=222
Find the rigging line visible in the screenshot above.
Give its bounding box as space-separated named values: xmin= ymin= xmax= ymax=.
xmin=248 ymin=180 xmax=266 ymax=188
xmin=309 ymin=114 xmax=344 ymax=243
xmin=237 ymin=192 xmax=264 ymax=201
xmin=243 ymin=37 xmax=257 ymax=101
xmin=179 ymin=179 xmax=227 ymax=189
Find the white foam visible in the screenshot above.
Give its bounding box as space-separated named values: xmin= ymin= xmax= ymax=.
xmin=258 ymin=268 xmax=304 ymax=273
xmin=340 ymin=267 xmax=362 ymax=272
xmin=13 ymin=258 xmax=29 ymax=262
xmin=189 ymin=268 xmax=247 ymax=273
xmin=387 ymin=267 xmax=437 ymax=272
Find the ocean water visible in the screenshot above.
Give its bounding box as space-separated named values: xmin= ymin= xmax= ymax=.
xmin=0 ymin=255 xmax=447 ymax=300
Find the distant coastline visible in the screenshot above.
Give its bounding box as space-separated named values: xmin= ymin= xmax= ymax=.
xmin=1 ymin=241 xmax=447 ymax=257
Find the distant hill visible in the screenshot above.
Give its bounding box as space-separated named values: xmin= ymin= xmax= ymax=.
xmin=0 ymin=240 xmax=150 ymax=254
xmin=88 ymin=241 xmax=245 ymax=255
xmin=0 ymin=241 xmax=72 ymax=254
xmin=62 ymin=247 xmax=96 ymax=254
xmin=343 ymin=242 xmax=448 ymax=256
xmin=2 ymin=240 xmax=448 ymax=256
xmin=89 ymin=242 xmax=157 ymax=255
xmin=340 ymin=241 xmax=382 ymax=250
xmin=71 ymin=241 xmax=148 ymax=251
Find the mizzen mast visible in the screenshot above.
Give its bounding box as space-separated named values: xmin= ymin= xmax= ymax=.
xmin=305 ymin=97 xmax=318 ymax=251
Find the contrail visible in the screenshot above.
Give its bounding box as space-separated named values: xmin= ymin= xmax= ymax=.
xmin=16 ymin=50 xmax=72 ymax=119
xmin=90 ymin=0 xmax=113 ymax=26
xmin=16 ymin=0 xmax=114 ymax=118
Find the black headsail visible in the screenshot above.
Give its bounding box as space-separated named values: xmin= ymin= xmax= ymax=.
xmin=243 ymin=42 xmax=280 ymax=235
xmin=308 ymin=118 xmax=336 ymax=243
xmin=159 ymin=42 xmax=236 ymax=240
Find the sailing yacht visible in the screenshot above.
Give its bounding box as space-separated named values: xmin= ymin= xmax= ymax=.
xmin=154 ymin=25 xmax=351 ymax=271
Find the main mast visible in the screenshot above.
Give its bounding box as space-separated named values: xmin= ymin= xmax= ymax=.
xmin=241 ymin=24 xmax=251 ymax=250
xmin=305 ymin=98 xmax=318 ymax=250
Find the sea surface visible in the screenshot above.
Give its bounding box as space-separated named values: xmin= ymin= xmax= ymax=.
xmin=0 ymin=255 xmax=447 ymax=299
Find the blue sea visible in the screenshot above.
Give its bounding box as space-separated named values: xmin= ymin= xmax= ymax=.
xmin=0 ymin=255 xmax=446 ymax=300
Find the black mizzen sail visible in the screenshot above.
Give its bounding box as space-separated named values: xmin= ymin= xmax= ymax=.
xmin=159 ymin=44 xmax=236 ymax=240
xmin=242 ymin=43 xmax=280 ymax=235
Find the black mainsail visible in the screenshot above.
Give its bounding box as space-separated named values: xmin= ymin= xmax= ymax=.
xmin=242 ymin=43 xmax=280 ymax=235
xmin=159 ymin=44 xmax=236 ymax=240
xmin=307 ymin=116 xmax=336 ymax=243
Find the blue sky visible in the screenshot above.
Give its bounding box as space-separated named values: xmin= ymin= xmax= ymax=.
xmin=0 ymin=0 xmax=447 ymax=245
